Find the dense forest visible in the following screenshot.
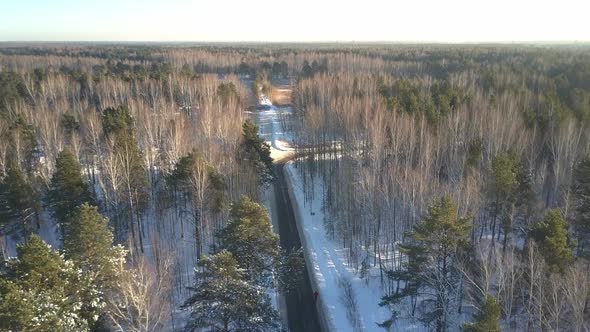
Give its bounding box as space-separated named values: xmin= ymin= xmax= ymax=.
xmin=0 ymin=43 xmax=589 ymax=331
xmin=289 ymin=45 xmax=590 ymax=330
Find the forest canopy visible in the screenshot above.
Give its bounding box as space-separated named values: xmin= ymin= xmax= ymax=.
xmin=0 ymin=43 xmax=589 ymax=331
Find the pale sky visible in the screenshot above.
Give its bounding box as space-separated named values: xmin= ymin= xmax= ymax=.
xmin=0 ymin=0 xmax=588 ymax=42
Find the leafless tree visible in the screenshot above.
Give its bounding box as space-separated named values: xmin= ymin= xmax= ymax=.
xmin=106 ymin=255 xmax=172 ymax=332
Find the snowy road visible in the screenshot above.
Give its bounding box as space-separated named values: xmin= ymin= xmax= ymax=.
xmin=251 ymin=97 xmax=323 ymax=331
xmin=251 ymin=93 xmax=397 ymax=332
xmin=272 ymin=163 xmax=322 ymax=332
xmin=284 ymin=165 xmax=394 ymax=331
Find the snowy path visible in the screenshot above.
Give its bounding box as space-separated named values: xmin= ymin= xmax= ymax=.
xmin=248 ymin=95 xmax=296 ymax=162
xmin=252 ymin=95 xmax=322 ymax=331
xmin=252 ymin=92 xmax=391 ymax=332
xmin=284 ymin=164 xmax=391 ymax=332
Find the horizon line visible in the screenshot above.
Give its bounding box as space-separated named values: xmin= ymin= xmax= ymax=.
xmin=1 ymin=40 xmax=589 ymax=45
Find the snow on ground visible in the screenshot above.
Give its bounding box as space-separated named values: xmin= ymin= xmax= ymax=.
xmin=260 ymin=182 xmax=288 ymax=325
xmin=260 ymin=95 xmax=273 ymax=106
xmin=252 ymin=96 xmax=292 ymax=150
xmin=252 ymin=93 xmax=396 ymax=332
xmin=252 ymin=95 xmax=296 ymax=162
xmin=252 ymin=95 xmax=295 ymax=328
xmin=2 ymin=210 xmax=60 ymax=258
xmin=284 ymin=163 xmax=391 ymax=332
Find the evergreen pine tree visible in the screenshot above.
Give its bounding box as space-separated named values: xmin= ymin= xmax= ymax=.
xmin=0 ymin=235 xmax=98 ymax=331
xmin=217 ymin=196 xmax=279 ymax=286
xmin=48 ymin=150 xmax=93 ymax=228
xmin=465 ymin=137 xmax=483 ymax=170
xmin=2 ymin=114 xmax=38 ymax=172
xmin=380 ymin=240 xmax=428 ymax=320
xmin=103 ymin=106 xmax=148 ymax=211
xmin=63 ymin=203 xmax=125 ymax=286
xmin=62 ymin=203 xmax=126 ymax=327
xmin=572 ymin=155 xmax=590 ymax=253
xmin=217 ymin=82 xmax=240 ymax=105
xmin=101 ymin=105 xmax=133 ymax=135
xmin=168 ymin=151 xmax=226 ymax=256
xmin=514 ymin=160 xmax=535 ymax=215
xmin=169 ymin=152 xmax=226 ymax=211
xmin=0 ymin=165 xmax=39 ymax=240
xmin=530 ymin=209 xmax=573 ymax=273
xmin=463 ymin=295 xmax=501 ymax=332
xmin=183 ymin=250 xmax=281 ymax=332
xmin=488 ymin=151 xmax=517 ymax=241
xmin=277 ymin=248 xmax=305 ymax=293
xmin=238 ymin=120 xmax=273 ymax=183
xmin=102 ymin=105 xmax=148 ymax=251
xmin=383 ymin=196 xmax=470 ymax=331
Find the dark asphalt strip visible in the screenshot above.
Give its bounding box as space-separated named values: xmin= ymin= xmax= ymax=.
xmin=273 ymin=164 xmax=322 ymax=332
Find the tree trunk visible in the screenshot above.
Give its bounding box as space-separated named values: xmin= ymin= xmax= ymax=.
xmin=195 ymin=207 xmax=202 ymax=259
